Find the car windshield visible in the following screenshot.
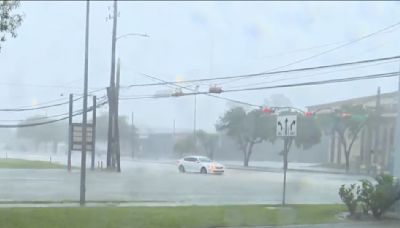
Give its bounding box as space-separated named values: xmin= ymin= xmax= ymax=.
xmin=198 ymin=157 xmax=212 ymax=162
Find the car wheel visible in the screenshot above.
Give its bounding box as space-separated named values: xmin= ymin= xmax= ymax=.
xmin=200 ymin=167 xmax=207 ymax=174
xmin=179 ymin=165 xmax=185 ymax=173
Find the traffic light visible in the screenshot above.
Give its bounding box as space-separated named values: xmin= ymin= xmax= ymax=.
xmin=209 ymin=85 xmax=223 ymax=94
xmin=305 ymin=111 xmax=313 ymax=117
xmin=172 ymin=88 xmax=184 ymax=97
xmin=262 ymin=107 xmax=272 ymax=114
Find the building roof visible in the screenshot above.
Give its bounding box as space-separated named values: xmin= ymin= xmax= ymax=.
xmin=306 ymin=91 xmax=397 ymax=111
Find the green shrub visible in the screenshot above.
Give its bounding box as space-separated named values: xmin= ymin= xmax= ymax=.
xmin=368 ymin=174 xmax=400 ymax=219
xmin=338 ymin=184 xmax=358 ymax=215
xmin=340 ymin=174 xmax=400 ymax=219
xmin=357 ymin=179 xmax=374 ymax=215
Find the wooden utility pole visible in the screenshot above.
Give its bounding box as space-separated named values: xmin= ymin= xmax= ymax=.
xmin=131 ymin=112 xmax=135 ymax=158
xmin=115 ymin=58 xmax=121 ymax=172
xmin=107 ymin=0 xmax=118 ymax=169
xmin=80 ymin=0 xmax=90 ymax=206
xmin=91 ymin=95 xmax=97 ymax=171
xmin=68 ymin=93 xmax=73 ymax=172
xmin=374 ymin=87 xmax=381 ymax=167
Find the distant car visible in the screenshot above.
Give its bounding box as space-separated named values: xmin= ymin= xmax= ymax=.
xmin=177 ymin=156 xmax=225 ymax=174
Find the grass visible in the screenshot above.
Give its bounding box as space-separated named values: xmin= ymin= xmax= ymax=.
xmin=0 ymin=204 xmax=346 ymax=228
xmin=0 ymin=158 xmax=66 ymax=169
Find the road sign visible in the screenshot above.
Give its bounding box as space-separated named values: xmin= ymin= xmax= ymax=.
xmin=277 ymin=115 xmax=297 ymax=137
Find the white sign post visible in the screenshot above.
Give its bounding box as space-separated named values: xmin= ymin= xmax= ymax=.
xmin=277 ymin=115 xmax=297 ymax=137
xmin=277 ymin=114 xmax=297 ymax=206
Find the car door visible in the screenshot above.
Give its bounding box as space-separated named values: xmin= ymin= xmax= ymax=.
xmin=192 ymin=157 xmax=202 ymax=172
xmin=182 ymin=157 xmax=192 ymax=172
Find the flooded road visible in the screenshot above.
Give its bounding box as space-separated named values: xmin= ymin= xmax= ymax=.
xmin=0 ymin=153 xmax=370 ymax=205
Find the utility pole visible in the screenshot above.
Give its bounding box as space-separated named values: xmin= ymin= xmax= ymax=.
xmin=107 ymin=0 xmax=118 ymax=169
xmin=374 ymin=87 xmax=381 ymax=169
xmin=393 ymin=65 xmax=400 ymax=178
xmin=68 ymin=93 xmax=73 ymax=172
xmin=91 ymin=95 xmax=97 ymax=171
xmin=173 ymin=119 xmax=176 ymax=136
xmin=131 ymin=112 xmax=135 ymax=158
xmin=392 ymin=64 xmax=400 ymax=215
xmin=80 ymin=0 xmax=90 ymax=206
xmin=115 ymin=58 xmax=121 ymax=172
xmin=193 ymin=94 xmax=197 ymax=135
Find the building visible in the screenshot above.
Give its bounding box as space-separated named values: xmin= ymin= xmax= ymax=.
xmin=307 ymin=89 xmax=397 ymax=173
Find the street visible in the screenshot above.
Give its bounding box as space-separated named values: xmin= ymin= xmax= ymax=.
xmin=0 ymin=154 xmax=369 ymax=205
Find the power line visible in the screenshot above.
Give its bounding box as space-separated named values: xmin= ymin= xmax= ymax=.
xmin=216 ymin=72 xmax=400 ymax=94
xmin=0 ymin=100 xmax=108 ymax=128
xmin=0 ymin=90 xmax=107 ymax=112
xmin=122 ymin=55 xmax=400 ymax=88
xmin=0 ymin=96 xmax=83 ymax=112
xmin=256 ymin=28 xmax=398 ymax=60
xmin=0 ymin=97 xmax=109 ymax=122
xmin=227 ymin=58 xmax=400 ymax=90
xmin=139 ymin=72 xmax=260 ymax=107
xmin=119 ymin=71 xmax=399 ymax=100
xmin=220 ymin=20 xmax=400 ymax=85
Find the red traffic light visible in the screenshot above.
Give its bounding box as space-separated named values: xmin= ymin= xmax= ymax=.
xmin=262 ymin=107 xmax=272 ymax=114
xmin=305 ymin=111 xmax=313 ymax=117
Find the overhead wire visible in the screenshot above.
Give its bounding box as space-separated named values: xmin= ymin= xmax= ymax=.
xmin=138 ymin=72 xmax=260 ymax=107
xmin=219 ymin=20 xmax=400 ymax=85
xmin=119 ymin=71 xmax=399 ymax=100
xmin=0 ymin=99 xmax=109 ymax=128
xmin=227 ymin=58 xmax=400 ymax=90
xmin=121 ymin=55 xmax=400 ymax=88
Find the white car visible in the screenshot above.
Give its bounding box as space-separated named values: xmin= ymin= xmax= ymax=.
xmin=177 ymin=156 xmax=225 ymax=174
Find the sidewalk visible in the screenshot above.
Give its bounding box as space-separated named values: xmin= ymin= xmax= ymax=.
xmin=223 ymin=221 xmax=400 ymax=228
xmin=225 ymin=163 xmax=347 ymax=175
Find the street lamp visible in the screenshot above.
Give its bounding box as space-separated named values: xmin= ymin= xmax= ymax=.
xmin=116 ymin=33 xmax=150 ymax=41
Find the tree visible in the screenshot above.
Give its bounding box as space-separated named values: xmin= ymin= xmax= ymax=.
xmin=293 ymin=113 xmax=322 ymax=150
xmin=96 ymin=113 xmax=133 ymax=142
xmin=196 ymin=130 xmax=219 ymax=160
xmin=317 ymin=105 xmax=368 ymax=173
xmin=95 ymin=112 xmax=138 ymax=153
xmin=1 ymin=0 xmax=24 ymax=51
xmin=174 ymin=134 xmax=196 ymax=157
xmin=17 ymin=115 xmax=67 ymax=153
xmin=216 ymin=107 xmax=276 ymax=166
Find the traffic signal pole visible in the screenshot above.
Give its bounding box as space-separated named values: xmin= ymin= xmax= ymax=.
xmin=282 ymin=137 xmax=288 ymax=206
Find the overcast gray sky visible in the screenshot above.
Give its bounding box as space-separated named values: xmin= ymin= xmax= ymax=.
xmin=1 ymin=1 xmax=400 ymax=132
